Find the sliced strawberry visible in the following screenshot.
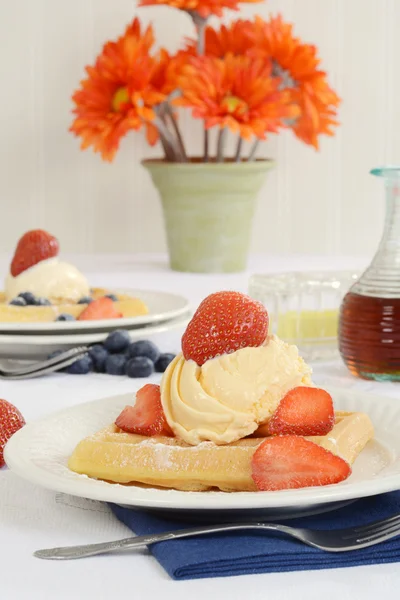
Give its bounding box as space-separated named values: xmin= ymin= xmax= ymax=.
xmin=11 ymin=230 xmax=59 ymax=276
xmin=115 ymin=384 xmax=173 ymax=436
xmin=251 ymin=435 xmax=351 ymax=491
xmin=181 ymin=291 xmax=268 ymax=366
xmin=78 ymin=297 xmax=122 ymax=321
xmin=267 ymin=387 xmax=335 ymax=437
xmin=0 ymin=399 xmax=25 ymax=467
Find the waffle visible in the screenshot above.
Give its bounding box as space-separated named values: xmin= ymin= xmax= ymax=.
xmin=68 ymin=411 xmax=374 ymax=492
xmin=0 ymin=288 xmax=148 ymax=323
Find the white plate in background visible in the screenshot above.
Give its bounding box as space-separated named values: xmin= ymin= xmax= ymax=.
xmin=0 ymin=289 xmax=191 ymax=334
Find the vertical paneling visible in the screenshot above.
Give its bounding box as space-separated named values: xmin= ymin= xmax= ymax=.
xmin=41 ymin=0 xmax=96 ymax=252
xmin=392 ymin=0 xmax=400 ymax=164
xmin=277 ymin=0 xmax=342 ymax=255
xmin=0 ymin=1 xmax=44 ymax=249
xmin=0 ymin=0 xmax=397 ymax=257
xmin=338 ymin=0 xmax=387 ymax=256
xmin=250 ymin=0 xmax=294 ymax=256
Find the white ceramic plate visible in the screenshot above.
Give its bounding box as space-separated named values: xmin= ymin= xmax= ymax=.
xmin=0 ymin=289 xmax=191 ymax=334
xmin=4 ymin=388 xmax=399 ymax=520
xmin=0 ymin=314 xmax=189 ymax=359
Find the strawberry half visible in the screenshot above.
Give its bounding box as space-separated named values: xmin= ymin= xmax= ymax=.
xmin=78 ymin=297 xmax=122 ymax=321
xmin=115 ymin=384 xmax=173 ymax=437
xmin=251 ymin=435 xmax=351 ymax=491
xmin=0 ymin=399 xmax=25 ymax=467
xmin=181 ymin=291 xmax=268 ymax=366
xmin=267 ymin=387 xmax=335 ymax=437
xmin=11 ymin=229 xmax=59 ymax=276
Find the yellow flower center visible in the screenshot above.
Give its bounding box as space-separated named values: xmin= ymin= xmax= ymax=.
xmin=112 ymin=87 xmax=130 ymax=112
xmin=221 ymin=95 xmax=248 ymax=116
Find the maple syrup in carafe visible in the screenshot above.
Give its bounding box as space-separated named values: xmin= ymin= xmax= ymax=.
xmin=338 ymin=166 xmax=400 ymax=381
xmin=339 ymin=292 xmax=400 ymax=380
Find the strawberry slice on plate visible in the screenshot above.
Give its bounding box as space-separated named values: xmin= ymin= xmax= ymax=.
xmin=0 ymin=399 xmax=25 ymax=467
xmin=115 ymin=384 xmax=173 ymax=436
xmin=10 ymin=229 xmax=59 ymax=276
xmin=251 ymin=435 xmax=351 ymax=491
xmin=181 ymin=291 xmax=268 ymax=366
xmin=78 ymin=297 xmax=122 ymax=321
xmin=267 ymin=387 xmax=335 ymax=437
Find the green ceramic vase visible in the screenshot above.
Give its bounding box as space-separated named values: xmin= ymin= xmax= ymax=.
xmin=142 ymin=159 xmax=274 ymax=273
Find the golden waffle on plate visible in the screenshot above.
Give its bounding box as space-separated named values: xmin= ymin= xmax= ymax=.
xmin=68 ymin=411 xmax=374 ymax=492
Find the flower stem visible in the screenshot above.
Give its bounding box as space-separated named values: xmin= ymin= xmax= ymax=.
xmin=216 ymin=128 xmax=227 ymax=162
xmin=163 ymin=103 xmax=188 ymax=162
xmin=153 ymin=108 xmax=182 ymax=162
xmin=204 ymin=130 xmax=209 ymax=162
xmin=197 ymin=25 xmax=205 ymax=54
xmin=248 ymin=139 xmax=260 ymax=162
xmin=188 ymin=11 xmax=207 ymax=55
xmin=234 ymin=137 xmax=243 ymax=162
xmin=153 ymin=113 xmax=175 ymax=161
xmin=187 ymin=11 xmax=208 ymax=161
xmin=157 ymin=130 xmax=176 ymax=162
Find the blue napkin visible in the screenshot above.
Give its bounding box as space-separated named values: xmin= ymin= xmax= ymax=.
xmin=109 ymin=492 xmax=400 ymax=580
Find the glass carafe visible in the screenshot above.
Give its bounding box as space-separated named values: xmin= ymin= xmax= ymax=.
xmin=339 ymin=166 xmax=400 ymax=381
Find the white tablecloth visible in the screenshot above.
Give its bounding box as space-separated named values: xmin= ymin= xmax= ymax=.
xmin=2 ymin=254 xmax=400 ymax=600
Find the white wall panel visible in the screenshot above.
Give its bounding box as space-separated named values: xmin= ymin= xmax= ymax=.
xmin=0 ymin=0 xmax=396 ymax=258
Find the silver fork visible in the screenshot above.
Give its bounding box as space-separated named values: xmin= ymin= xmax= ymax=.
xmin=0 ymin=346 xmax=89 ymax=379
xmin=34 ymin=512 xmax=400 ymax=559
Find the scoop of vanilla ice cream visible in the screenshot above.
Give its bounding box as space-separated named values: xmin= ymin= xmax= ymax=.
xmin=5 ymin=258 xmax=90 ymax=302
xmin=161 ymin=334 xmax=313 ymax=445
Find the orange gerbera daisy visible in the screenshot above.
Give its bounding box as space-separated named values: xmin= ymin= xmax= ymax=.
xmin=185 ymin=20 xmax=254 ymax=57
xmin=176 ymin=54 xmax=298 ymax=140
xmin=249 ymin=15 xmax=340 ymax=148
xmin=139 ymin=0 xmax=261 ymax=19
xmin=70 ymin=18 xmax=172 ymax=161
xmin=150 ymin=48 xmax=186 ymax=97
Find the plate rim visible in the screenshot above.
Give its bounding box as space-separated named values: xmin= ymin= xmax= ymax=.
xmin=0 ymin=313 xmax=190 ymax=345
xmin=0 ymin=313 xmax=187 ymax=359
xmin=5 ymin=386 xmax=400 ymax=511
xmin=0 ymin=288 xmax=191 ymax=334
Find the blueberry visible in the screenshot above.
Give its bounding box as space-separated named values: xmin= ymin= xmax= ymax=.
xmin=9 ymin=297 xmax=27 ymax=306
xmin=18 ymin=292 xmax=36 ymax=305
xmin=104 ymin=330 xmax=131 ymax=353
xmin=78 ymin=296 xmax=93 ymax=304
xmin=89 ymin=344 xmax=109 ymax=373
xmin=65 ymin=355 xmax=93 ymax=375
xmin=36 ymin=297 xmax=52 ymax=306
xmin=125 ymin=356 xmax=154 ymax=378
xmin=127 ymin=340 xmax=160 ymax=363
xmin=105 ymin=293 xmax=118 ymax=301
xmin=155 ymin=353 xmax=176 ymax=373
xmin=105 ymin=354 xmax=127 ymax=376
xmin=56 ymin=313 xmax=76 ymax=321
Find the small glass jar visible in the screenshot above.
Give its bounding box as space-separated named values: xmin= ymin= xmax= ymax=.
xmin=249 ymin=270 xmax=359 ymax=361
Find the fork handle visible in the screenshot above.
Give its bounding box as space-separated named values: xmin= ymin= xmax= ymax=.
xmin=34 ymin=522 xmax=282 ymax=560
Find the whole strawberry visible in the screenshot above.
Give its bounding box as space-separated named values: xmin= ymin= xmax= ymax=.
xmin=0 ymin=399 xmax=25 ymax=467
xmin=182 ymin=291 xmax=269 ymax=366
xmin=11 ymin=229 xmax=59 ymax=276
